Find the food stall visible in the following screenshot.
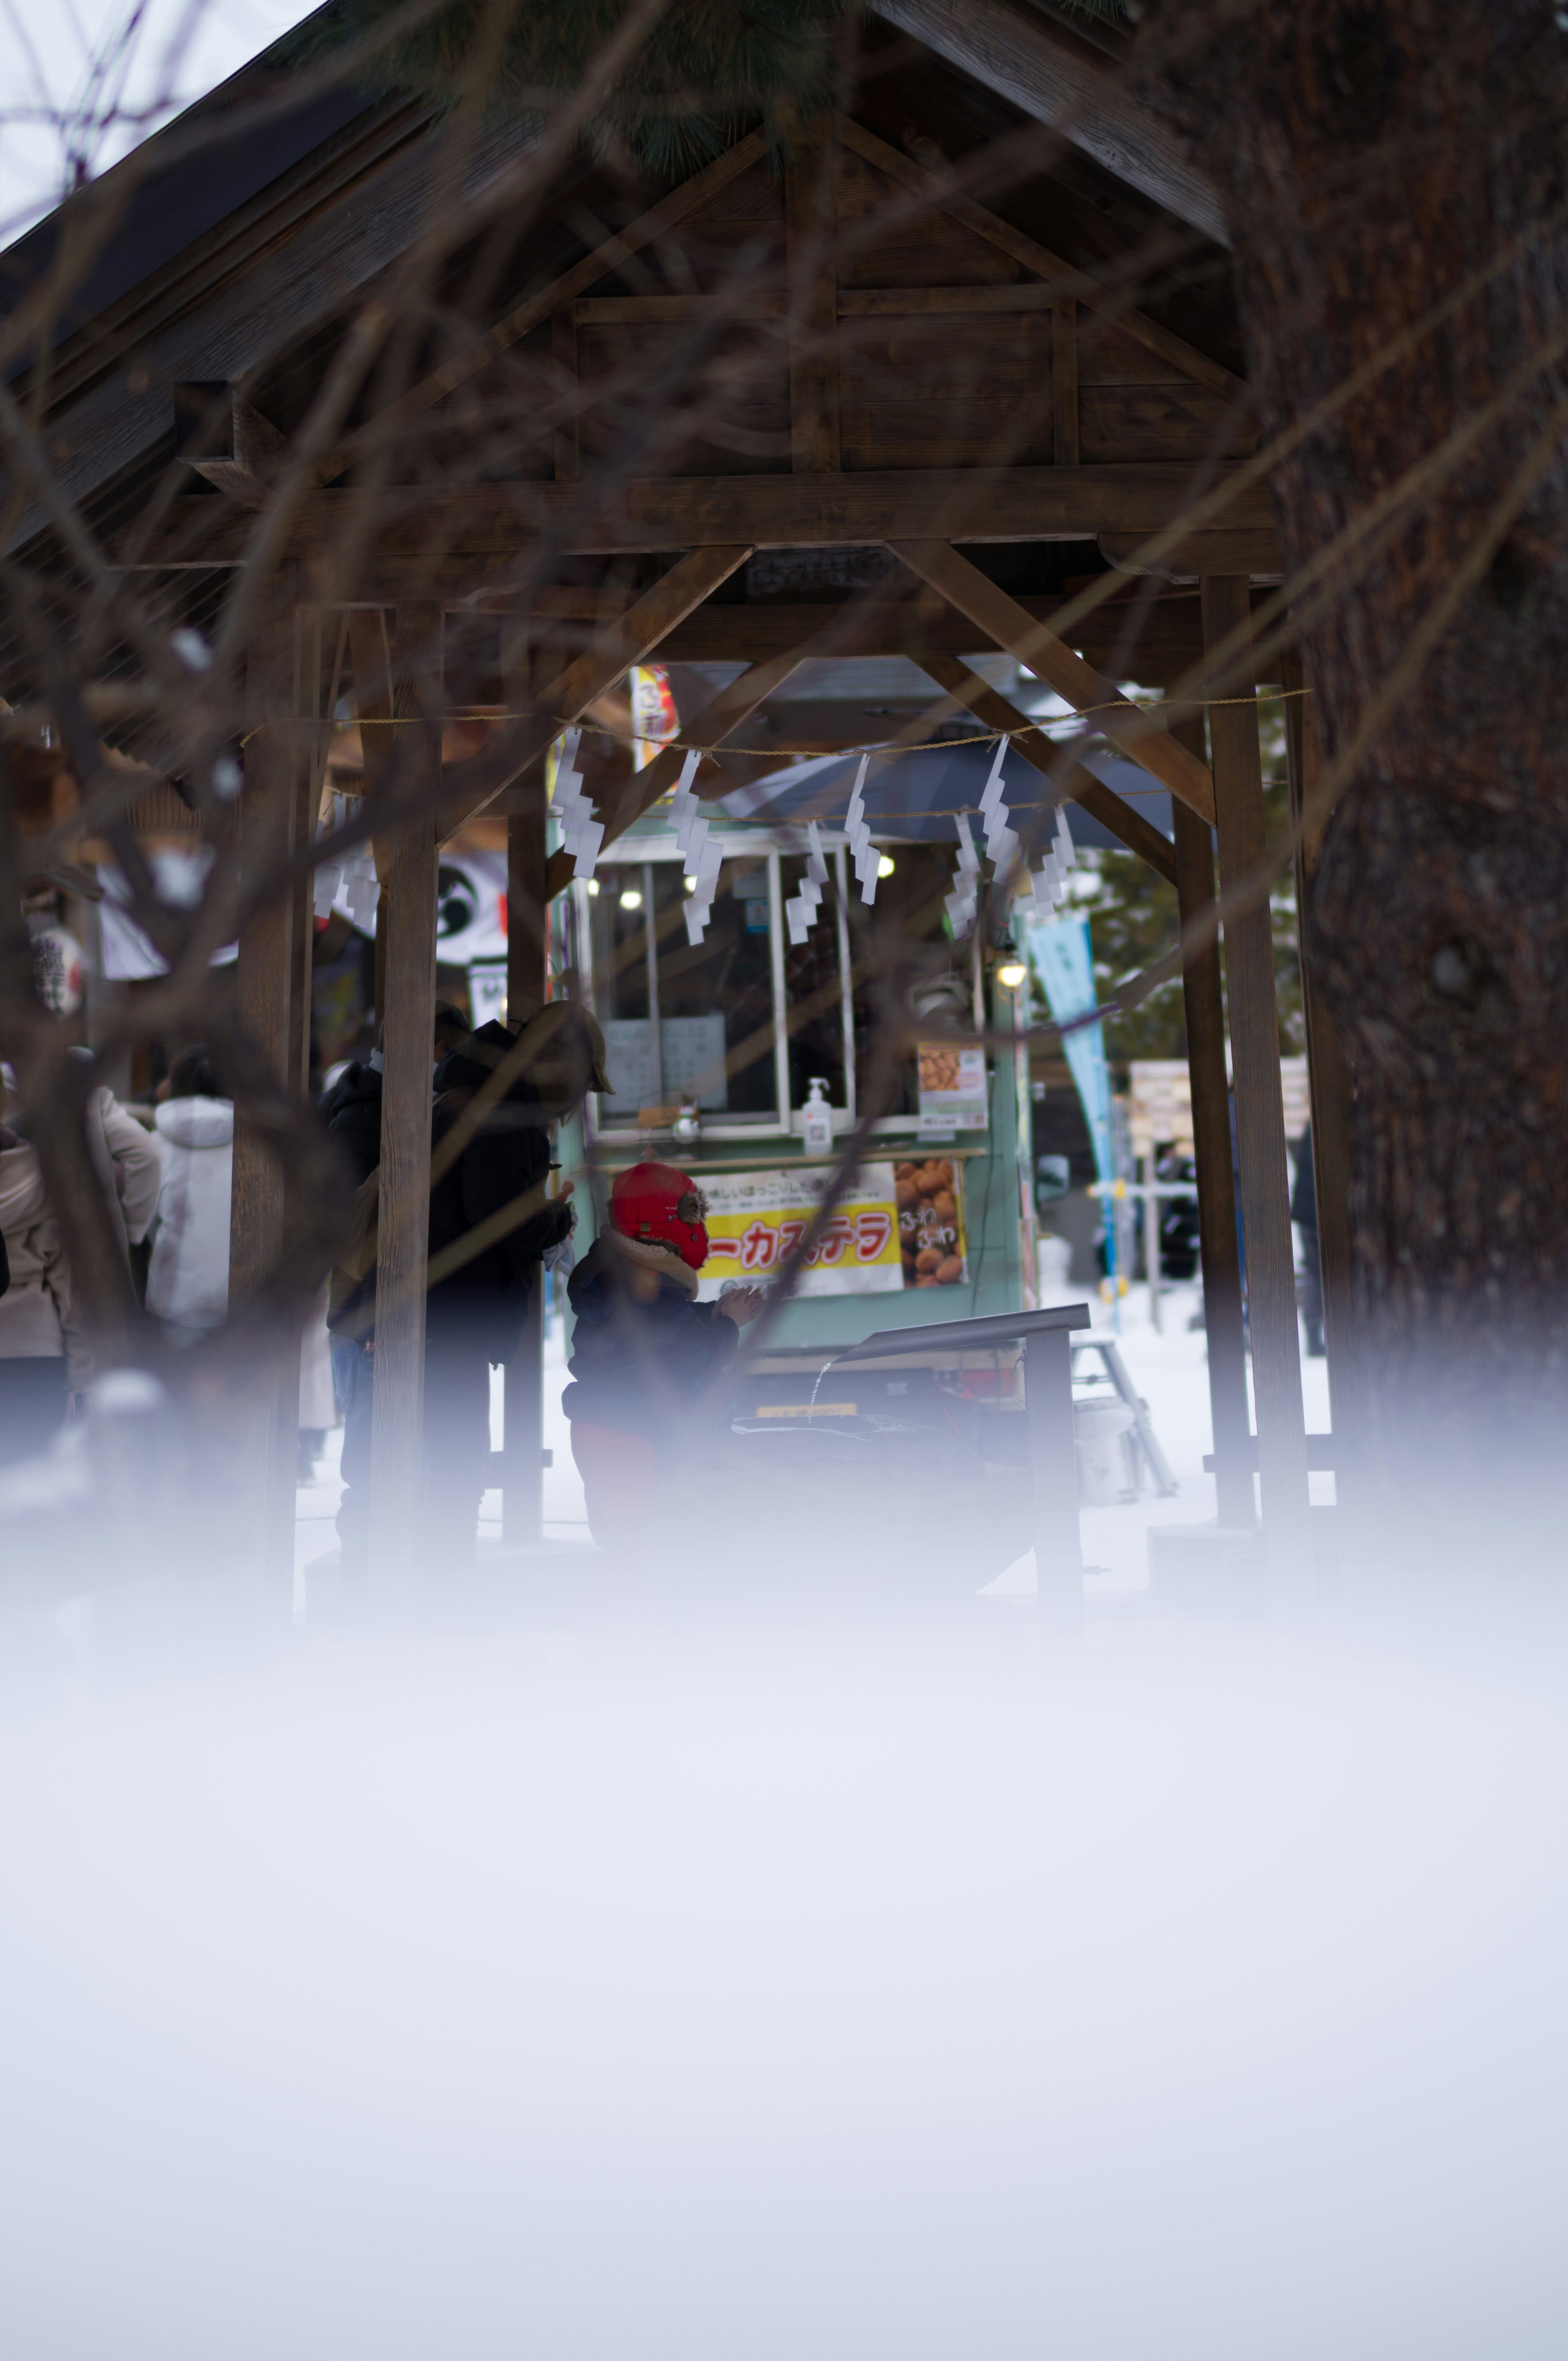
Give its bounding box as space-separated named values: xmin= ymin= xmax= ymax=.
xmin=568 ymin=803 xmax=1040 ymax=1531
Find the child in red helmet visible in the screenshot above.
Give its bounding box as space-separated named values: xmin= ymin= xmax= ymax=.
xmin=564 ymin=1160 xmax=763 ymax=1550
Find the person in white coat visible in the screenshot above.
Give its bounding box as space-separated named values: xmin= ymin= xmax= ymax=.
xmin=147 ymin=1048 xmax=233 ymax=1346
xmin=69 ymin=1046 xmax=161 ymax=1265
xmin=145 ymin=1052 xmax=338 ymax=1476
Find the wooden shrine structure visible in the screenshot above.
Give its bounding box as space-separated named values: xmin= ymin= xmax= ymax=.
xmin=1 ymin=0 xmax=1356 ymax=1586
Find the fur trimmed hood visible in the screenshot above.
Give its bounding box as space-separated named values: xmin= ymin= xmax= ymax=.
xmin=605 ymin=1225 xmax=699 ymax=1296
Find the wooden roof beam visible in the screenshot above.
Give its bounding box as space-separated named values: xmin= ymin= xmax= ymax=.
xmin=890 ymin=537 xmax=1215 ymax=822
xmin=916 ymin=652 xmax=1178 ymax=884
xmin=866 ymin=0 xmax=1229 ymax=250
xmin=129 ymin=462 xmax=1273 ymax=569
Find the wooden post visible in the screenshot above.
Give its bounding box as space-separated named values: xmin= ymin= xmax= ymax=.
xmin=503 ymin=619 xmax=548 ymax=1548
xmin=228 ymin=566 xmax=308 ymax=1587
xmin=1201 ymin=577 xmax=1312 ymax=1589
xmin=1170 ymin=715 xmax=1254 ymax=1532
xmin=359 ymin=602 xmax=441 ymax=1568
xmin=784 ymin=125 xmax=841 ymax=474
xmin=1283 ymin=652 xmax=1359 ymax=1498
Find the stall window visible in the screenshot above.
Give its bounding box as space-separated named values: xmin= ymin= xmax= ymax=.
xmin=780 ymin=848 xmax=851 ymax=1113
xmin=845 ymin=843 xmax=970 ymax=1118
xmin=589 ymin=856 xmax=781 ymax=1123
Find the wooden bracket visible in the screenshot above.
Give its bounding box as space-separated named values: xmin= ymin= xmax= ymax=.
xmin=917 ymin=652 xmax=1177 ymax=884
xmin=890 ymin=539 xmax=1216 ymax=822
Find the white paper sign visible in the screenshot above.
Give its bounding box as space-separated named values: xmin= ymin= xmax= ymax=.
xmin=917 ymin=1042 xmax=987 ymax=1136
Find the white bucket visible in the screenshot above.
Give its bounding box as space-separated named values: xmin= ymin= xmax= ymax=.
xmin=1074 ymin=1396 xmax=1137 ymax=1505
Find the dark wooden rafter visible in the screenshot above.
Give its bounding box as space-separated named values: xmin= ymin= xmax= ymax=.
xmin=6 ymin=105 xmax=524 ymax=552
xmin=916 ymin=652 xmax=1178 ymax=883
xmin=890 ymin=537 xmax=1216 ymax=820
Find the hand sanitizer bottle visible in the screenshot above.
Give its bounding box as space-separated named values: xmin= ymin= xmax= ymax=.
xmin=802 ymin=1076 xmax=834 ymax=1156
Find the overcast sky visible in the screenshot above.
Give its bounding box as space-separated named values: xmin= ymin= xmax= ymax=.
xmin=0 ymin=0 xmax=321 ymax=245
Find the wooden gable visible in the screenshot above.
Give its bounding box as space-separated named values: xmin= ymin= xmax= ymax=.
xmin=488 ymin=106 xmax=1251 ymax=496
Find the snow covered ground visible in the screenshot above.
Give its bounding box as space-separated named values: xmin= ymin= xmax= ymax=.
xmin=294 ymin=1283 xmax=1334 ymax=1604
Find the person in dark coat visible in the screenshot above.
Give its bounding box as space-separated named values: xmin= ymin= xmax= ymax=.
xmin=323 ymin=1003 xmax=468 ymax=1187
xmin=418 ymin=1005 xmax=608 ymax=1564
xmin=564 ymin=1161 xmax=763 ymax=1551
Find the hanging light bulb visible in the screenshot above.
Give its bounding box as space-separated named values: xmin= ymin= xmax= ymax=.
xmin=996 ymin=959 xmax=1027 ymax=989
xmin=877 ymin=854 xmax=895 ymax=878
xmin=619 ymin=887 xmax=643 ymax=912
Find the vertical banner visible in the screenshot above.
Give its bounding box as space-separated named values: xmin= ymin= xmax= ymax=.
xmin=1028 ymin=914 xmax=1115 ymax=1288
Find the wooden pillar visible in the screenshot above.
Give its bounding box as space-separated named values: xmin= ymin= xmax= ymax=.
xmin=359 ymin=602 xmax=441 ymax=1566
xmin=1201 ymin=577 xmax=1312 ymax=1591
xmin=1170 ymin=713 xmax=1253 ymax=1531
xmin=1283 ymin=653 xmax=1359 ymax=1496
xmin=503 ymin=620 xmax=549 ymax=1548
xmin=229 ymin=566 xmax=309 ymax=1587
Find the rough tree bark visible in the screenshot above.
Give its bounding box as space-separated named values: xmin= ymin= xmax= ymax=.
xmin=1146 ymin=0 xmax=1568 ymax=1543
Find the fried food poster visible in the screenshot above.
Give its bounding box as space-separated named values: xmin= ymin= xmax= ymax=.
xmin=695 ymin=1163 xmax=904 ymax=1298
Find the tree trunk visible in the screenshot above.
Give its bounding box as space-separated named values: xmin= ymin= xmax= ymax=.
xmin=1147 ymin=0 xmax=1568 ymax=1541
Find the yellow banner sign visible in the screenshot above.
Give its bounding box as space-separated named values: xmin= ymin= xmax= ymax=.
xmin=696 ymin=1162 xmax=904 ymax=1298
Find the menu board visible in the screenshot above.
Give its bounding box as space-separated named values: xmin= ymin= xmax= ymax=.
xmin=695 ymin=1162 xmax=904 ymax=1298
xmin=917 ymin=1042 xmax=987 ymax=1136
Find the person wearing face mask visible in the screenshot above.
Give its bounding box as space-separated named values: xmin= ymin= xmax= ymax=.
xmin=563 ymin=1161 xmax=764 ymax=1553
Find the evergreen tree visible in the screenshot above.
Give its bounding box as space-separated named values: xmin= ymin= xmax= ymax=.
xmin=290 ymin=0 xmax=852 ymax=175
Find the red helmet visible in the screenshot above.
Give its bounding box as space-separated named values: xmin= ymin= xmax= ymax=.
xmin=608 ymin=1161 xmax=710 ymax=1271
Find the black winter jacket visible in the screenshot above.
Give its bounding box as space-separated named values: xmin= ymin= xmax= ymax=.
xmin=562 ymin=1237 xmax=739 ymax=1437
xmin=322 ymin=1062 xmax=384 ymax=1188
xmin=426 ymin=1090 xmax=572 ymax=1360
